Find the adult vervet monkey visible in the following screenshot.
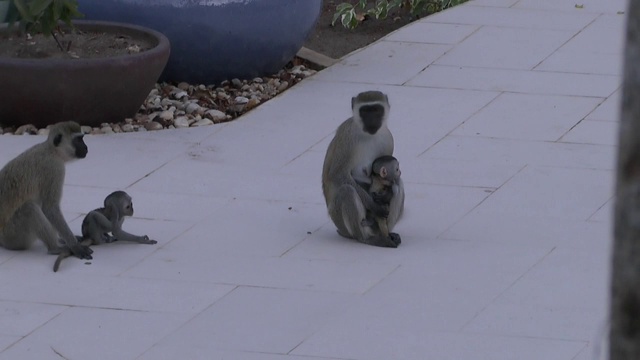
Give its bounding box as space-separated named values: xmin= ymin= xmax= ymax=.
xmin=322 ymin=91 xmax=405 ymax=248
xmin=0 ymin=121 xmax=93 ymax=260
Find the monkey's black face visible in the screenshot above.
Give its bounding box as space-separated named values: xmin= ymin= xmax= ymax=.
xmin=73 ymin=135 xmax=88 ymax=159
xmin=125 ymin=202 xmax=134 ymax=216
xmin=359 ymin=104 xmax=385 ymax=135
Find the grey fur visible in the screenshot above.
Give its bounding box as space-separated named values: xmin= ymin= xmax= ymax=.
xmin=53 ymin=191 xmax=157 ymax=272
xmin=368 ymin=156 xmax=402 ymax=242
xmin=0 ymin=121 xmax=93 ymax=260
xmin=322 ymin=91 xmax=404 ymax=248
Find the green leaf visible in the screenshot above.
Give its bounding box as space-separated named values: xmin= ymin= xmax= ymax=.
xmin=12 ymin=0 xmax=35 ymax=22
xmin=29 ymin=0 xmax=55 ymax=16
xmin=348 ymin=14 xmax=359 ymax=29
xmin=378 ymin=6 xmax=388 ymax=19
xmin=52 ymin=0 xmax=63 ymax=20
xmin=341 ymin=10 xmax=354 ymax=28
xmin=335 ymin=3 xmax=353 ymax=12
xmin=332 ymin=3 xmax=353 ymax=26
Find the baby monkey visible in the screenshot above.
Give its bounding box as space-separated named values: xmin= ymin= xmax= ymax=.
xmin=53 ymin=191 xmax=157 ymax=272
xmin=364 ymin=156 xmax=402 ymax=244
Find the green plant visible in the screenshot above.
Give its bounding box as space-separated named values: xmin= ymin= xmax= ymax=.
xmin=9 ymin=0 xmax=83 ymax=50
xmin=332 ymin=0 xmax=468 ymax=29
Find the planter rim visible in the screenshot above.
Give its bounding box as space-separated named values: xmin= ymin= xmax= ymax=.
xmin=0 ymin=20 xmax=170 ymax=66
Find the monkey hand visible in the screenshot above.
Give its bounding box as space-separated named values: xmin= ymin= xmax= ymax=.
xmin=69 ymin=244 xmax=93 ymax=260
xmin=141 ymin=235 xmax=158 ymax=245
xmin=370 ymin=203 xmax=390 ymax=218
xmin=372 ymin=191 xmax=392 ymax=205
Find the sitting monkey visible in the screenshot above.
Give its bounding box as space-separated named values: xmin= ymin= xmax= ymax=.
xmin=53 ymin=191 xmax=157 ymax=272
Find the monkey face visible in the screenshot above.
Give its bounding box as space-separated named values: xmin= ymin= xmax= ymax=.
xmin=359 ymin=104 xmax=385 ymax=135
xmin=124 ymin=201 xmax=134 ymax=216
xmin=73 ymin=135 xmax=88 ymax=159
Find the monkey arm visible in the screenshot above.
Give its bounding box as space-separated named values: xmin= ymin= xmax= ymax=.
xmin=42 ymin=204 xmax=93 ymax=259
xmin=89 ymin=210 xmax=113 ymax=230
xmin=351 ymin=179 xmax=389 ymax=218
xmin=372 ymin=188 xmax=394 ymax=205
xmin=42 ymin=204 xmax=76 ymax=243
xmin=112 ymin=227 xmax=156 ymax=244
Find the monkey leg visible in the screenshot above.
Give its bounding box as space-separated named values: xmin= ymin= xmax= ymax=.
xmin=376 ymin=217 xmax=390 ymax=238
xmin=83 ymin=212 xmax=114 ymax=244
xmin=385 ymin=178 xmax=405 ymax=233
xmin=330 ymin=185 xmax=398 ymax=248
xmin=0 ymin=201 xmax=62 ymax=253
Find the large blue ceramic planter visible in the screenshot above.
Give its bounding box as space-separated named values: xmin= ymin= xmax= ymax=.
xmin=79 ymin=0 xmax=322 ymax=84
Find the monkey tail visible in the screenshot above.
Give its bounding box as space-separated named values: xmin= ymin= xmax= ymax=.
xmin=52 ymin=251 xmax=71 ymax=272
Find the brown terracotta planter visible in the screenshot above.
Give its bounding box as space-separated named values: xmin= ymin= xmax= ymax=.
xmin=0 ymin=20 xmax=170 ymax=128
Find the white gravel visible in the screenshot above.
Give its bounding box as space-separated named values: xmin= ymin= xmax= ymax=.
xmin=1 ymin=64 xmax=317 ymax=135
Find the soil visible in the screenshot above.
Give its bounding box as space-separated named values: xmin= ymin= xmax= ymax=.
xmin=303 ymin=0 xmax=420 ymax=59
xmin=0 ymin=30 xmax=153 ymax=59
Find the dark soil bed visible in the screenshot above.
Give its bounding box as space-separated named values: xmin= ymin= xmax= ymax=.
xmin=303 ymin=0 xmax=421 ymax=59
xmin=0 ymin=30 xmax=153 ymax=59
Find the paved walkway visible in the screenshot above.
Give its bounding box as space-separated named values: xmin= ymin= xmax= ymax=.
xmin=0 ymin=0 xmax=626 ymax=359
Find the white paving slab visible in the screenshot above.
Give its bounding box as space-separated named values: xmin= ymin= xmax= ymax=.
xmin=587 ymin=88 xmax=622 ymax=121
xmin=514 ymin=0 xmax=627 ymax=14
xmin=435 ymin=26 xmax=578 ymax=70
xmin=0 ymin=1 xmax=626 ymax=359
xmin=460 ymin=166 xmax=613 ymax=220
xmin=452 ymin=93 xmax=602 ymax=141
xmin=408 ymin=65 xmax=620 ymax=97
xmin=464 ymin=246 xmax=610 ymax=341
xmin=427 ymin=4 xmax=598 ymax=31
xmin=312 ymin=41 xmax=451 ymax=85
xmin=423 ymin=135 xmax=616 ymax=170
xmin=384 ymin=22 xmax=479 ymax=44
xmin=0 ymin=308 xmax=190 ymax=360
xmin=535 ymin=14 xmax=625 ymax=75
xmin=141 ymin=286 xmax=358 ymax=356
xmin=560 ymin=119 xmax=619 ymax=145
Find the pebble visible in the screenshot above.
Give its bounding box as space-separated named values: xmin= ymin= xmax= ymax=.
xmin=277 ymin=81 xmax=289 ymax=92
xmin=174 ymin=116 xmax=190 ymax=128
xmin=15 ymin=124 xmax=37 ymax=135
xmin=1 ymin=63 xmax=317 ymax=135
xmin=235 ymin=96 xmax=249 ymax=104
xmin=206 ymin=109 xmax=227 ymax=122
xmin=173 ymin=91 xmax=188 ymax=100
xmin=185 ymin=102 xmax=201 ymax=114
xmin=192 ymin=119 xmax=214 ymax=127
xmin=144 ymin=122 xmax=163 ymax=131
xmin=159 ymin=110 xmax=174 ymax=121
xmin=246 ymin=98 xmax=260 ymax=110
xmin=101 ymin=127 xmax=114 ymax=134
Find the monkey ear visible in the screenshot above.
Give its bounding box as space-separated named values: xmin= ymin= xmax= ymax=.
xmin=380 ymin=167 xmax=388 ymax=178
xmin=53 ymin=134 xmax=63 ymax=146
xmin=351 ymin=96 xmax=356 ymax=109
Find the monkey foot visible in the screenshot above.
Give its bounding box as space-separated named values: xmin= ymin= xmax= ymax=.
xmin=389 ymin=233 xmax=401 ymax=246
xmin=70 ymin=244 xmax=93 ymax=260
